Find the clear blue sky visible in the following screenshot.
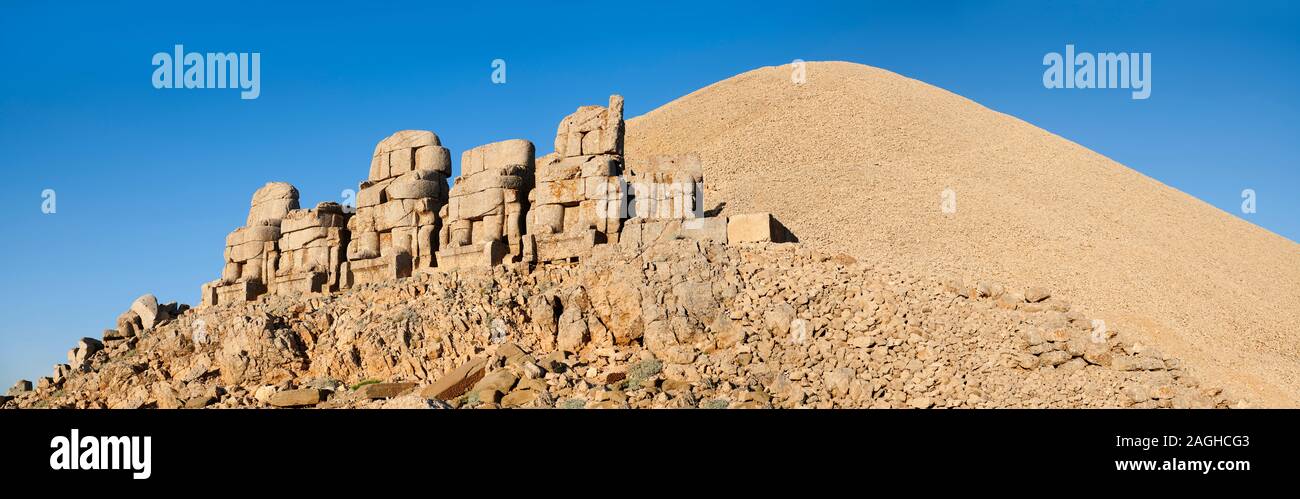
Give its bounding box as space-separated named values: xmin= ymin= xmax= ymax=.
xmin=2 ymin=0 xmax=1296 ymax=385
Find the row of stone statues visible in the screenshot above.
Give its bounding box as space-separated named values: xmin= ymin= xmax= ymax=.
xmin=201 ymin=95 xmax=791 ymax=307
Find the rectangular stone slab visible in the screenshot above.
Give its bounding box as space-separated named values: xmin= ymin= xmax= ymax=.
xmin=420 ymin=358 xmax=487 ymax=401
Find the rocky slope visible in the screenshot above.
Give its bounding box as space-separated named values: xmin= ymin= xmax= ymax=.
xmin=3 ymin=240 xmax=1234 ymax=409
xmin=625 ymin=61 xmax=1300 ymax=407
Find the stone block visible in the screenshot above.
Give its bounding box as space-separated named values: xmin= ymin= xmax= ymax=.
xmin=461 ymin=139 xmax=534 ymax=177
xmin=437 ymin=239 xmax=506 ymax=270
xmin=681 ymin=216 xmax=728 ymax=244
xmin=214 ymin=279 xmax=266 ymax=305
xmin=387 ymin=178 xmax=445 ymax=200
xmin=455 ymin=187 xmax=505 ymax=220
xmin=246 ymin=182 xmax=300 ymax=226
xmin=531 ymin=203 xmax=565 ymax=234
xmin=376 ymin=199 xmax=418 ymax=232
xmin=226 ymin=225 xmax=281 ymax=247
xmin=580 ymin=155 xmax=620 ymax=177
xmin=420 ymin=358 xmax=488 ymax=401
xmin=727 ymin=213 xmax=794 ymax=243
xmin=535 ymin=179 xmax=584 ymax=206
xmin=269 ymin=389 xmax=327 ymax=407
xmin=279 ymin=226 xmax=329 ymax=251
xmin=388 ymin=147 xmax=414 ymax=178
xmin=348 ymin=252 xmax=412 ymax=285
xmin=274 ymin=271 xmax=328 ymax=296
xmin=374 ymin=130 xmax=439 ymax=156
xmin=530 ymin=229 xmax=598 ymax=263
xmin=413 ymin=145 xmax=452 ymax=176
xmin=536 ymin=155 xmax=586 ymax=182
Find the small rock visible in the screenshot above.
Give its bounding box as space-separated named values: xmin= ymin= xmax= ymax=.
xmin=471 ymin=369 xmax=519 ymax=395
xmin=764 ymin=302 xmax=796 ymax=336
xmin=1038 ymin=350 xmax=1072 ymax=367
xmin=501 ymin=389 xmax=540 ymax=407
xmin=253 ymin=385 xmax=277 ymax=404
xmin=476 ymin=389 xmax=503 ymax=404
xmin=1122 ymin=384 xmax=1151 ymax=404
xmin=184 ymin=396 xmax=217 ymax=409
xmin=496 ymin=343 xmax=535 ymax=368
xmin=1024 ymin=287 xmax=1051 ymax=303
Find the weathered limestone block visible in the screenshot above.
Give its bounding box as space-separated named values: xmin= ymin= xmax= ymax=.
xmin=130 ymin=294 xmax=166 ymax=330
xmin=726 ymin=212 xmax=796 ymax=243
xmin=420 ymin=358 xmax=488 ymax=401
xmin=619 ymin=218 xmax=683 ymax=253
xmin=349 ymin=253 xmax=413 ymax=285
xmin=681 ymin=216 xmax=728 ymax=244
xmin=371 ymin=130 xmax=450 ymax=179
xmin=246 ymin=182 xmax=300 ymax=227
xmin=460 ymin=139 xmax=533 ymax=177
xmin=534 ymin=178 xmax=585 ymax=206
xmin=523 ymin=230 xmax=598 ymax=263
xmin=215 ymin=280 xmax=265 ymax=305
xmin=554 ymin=96 xmax=624 ymax=158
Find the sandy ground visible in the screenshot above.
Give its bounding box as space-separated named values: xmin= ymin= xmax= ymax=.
xmin=625 ymin=61 xmax=1300 ymax=407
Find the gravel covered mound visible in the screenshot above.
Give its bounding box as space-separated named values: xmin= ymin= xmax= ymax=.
xmin=626 ymin=61 xmax=1300 ymax=407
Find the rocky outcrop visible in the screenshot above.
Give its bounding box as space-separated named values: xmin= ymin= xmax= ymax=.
xmin=4 ymin=240 xmax=1236 ymax=410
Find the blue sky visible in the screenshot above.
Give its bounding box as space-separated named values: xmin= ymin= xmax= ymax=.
xmin=1 ymin=0 xmax=1296 ymax=384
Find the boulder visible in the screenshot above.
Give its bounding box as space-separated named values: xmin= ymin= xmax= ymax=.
xmin=8 ymin=380 xmax=32 ymax=396
xmin=269 ymin=389 xmax=327 ymax=407
xmin=130 ymin=294 xmax=163 ymax=330
xmin=419 ymin=358 xmax=487 ymax=401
